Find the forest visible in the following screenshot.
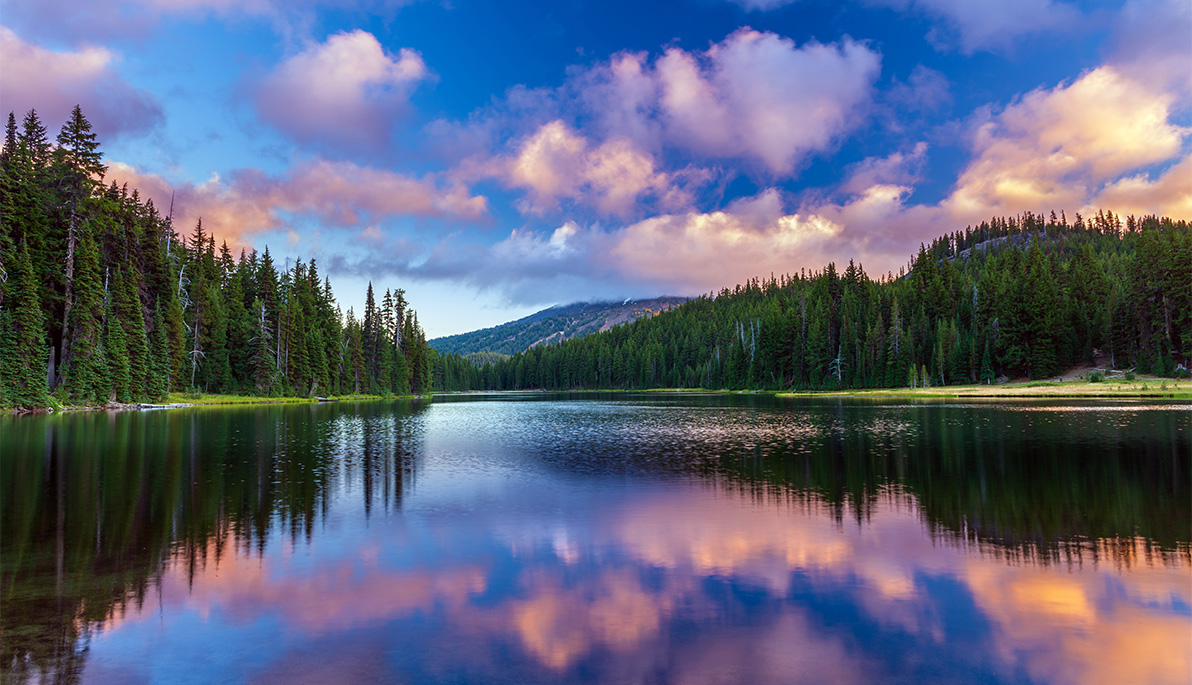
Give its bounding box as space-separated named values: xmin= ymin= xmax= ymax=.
xmin=438 ymin=211 xmax=1190 ymax=392
xmin=0 ymin=107 xmax=438 ymax=410
xmin=2 ymin=106 xmax=1189 ymax=407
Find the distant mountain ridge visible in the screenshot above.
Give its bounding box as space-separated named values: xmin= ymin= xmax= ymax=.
xmin=429 ymin=297 xmax=687 ymax=356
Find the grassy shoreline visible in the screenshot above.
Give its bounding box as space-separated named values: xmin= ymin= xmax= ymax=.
xmin=2 ymin=392 xmax=422 ymax=414
xmin=776 ymin=377 xmax=1192 ymax=399
xmin=8 ymin=377 xmax=1190 ymax=414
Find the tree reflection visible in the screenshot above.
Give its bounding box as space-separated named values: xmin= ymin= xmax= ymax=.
xmin=0 ymin=400 xmax=427 ymax=683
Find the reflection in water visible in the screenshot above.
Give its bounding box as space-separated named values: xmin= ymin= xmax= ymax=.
xmin=1 ymin=395 xmax=1188 ymax=684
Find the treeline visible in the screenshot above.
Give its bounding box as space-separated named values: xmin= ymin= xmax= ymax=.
xmin=451 ymin=210 xmax=1190 ymax=391
xmin=0 ymin=106 xmax=440 ymax=409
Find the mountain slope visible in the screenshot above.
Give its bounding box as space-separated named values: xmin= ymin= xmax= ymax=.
xmin=430 ymin=297 xmax=687 ymax=356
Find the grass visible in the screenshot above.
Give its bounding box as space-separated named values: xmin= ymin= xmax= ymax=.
xmin=776 ymin=376 xmax=1192 ymax=399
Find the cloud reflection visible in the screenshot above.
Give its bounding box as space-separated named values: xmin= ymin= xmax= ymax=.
xmin=88 ymin=485 xmax=1191 ymax=683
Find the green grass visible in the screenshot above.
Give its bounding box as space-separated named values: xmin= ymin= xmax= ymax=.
xmin=775 ymin=377 xmax=1192 ymax=399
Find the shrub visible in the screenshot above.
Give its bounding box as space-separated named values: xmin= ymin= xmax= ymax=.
xmin=1124 ymin=371 xmax=1136 ymax=381
xmin=1088 ymin=371 xmax=1104 ymax=383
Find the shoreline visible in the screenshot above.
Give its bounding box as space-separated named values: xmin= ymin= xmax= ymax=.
xmin=7 ymin=378 xmax=1190 ymax=414
xmin=2 ymin=392 xmax=426 ymax=415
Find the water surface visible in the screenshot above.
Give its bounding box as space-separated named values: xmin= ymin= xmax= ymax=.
xmin=3 ymin=394 xmax=1189 ymax=683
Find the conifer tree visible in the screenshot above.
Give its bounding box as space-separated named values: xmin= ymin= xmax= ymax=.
xmin=61 ymin=224 xmax=106 ymax=402
xmin=0 ymin=240 xmax=49 ymax=407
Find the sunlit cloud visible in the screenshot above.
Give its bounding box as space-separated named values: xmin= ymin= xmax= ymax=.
xmin=1084 ymin=154 xmax=1192 ymax=219
xmin=476 ymin=120 xmax=698 ymax=217
xmin=251 ymin=30 xmax=429 ymax=151
xmin=0 ymin=27 xmax=163 ymax=139
xmin=944 ymin=66 xmax=1188 ymax=220
xmin=107 ymin=158 xmax=487 ymax=248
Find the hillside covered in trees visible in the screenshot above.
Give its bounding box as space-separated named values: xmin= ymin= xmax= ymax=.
xmin=0 ymin=107 xmax=441 ymax=410
xmin=440 ymin=211 xmax=1190 ymax=392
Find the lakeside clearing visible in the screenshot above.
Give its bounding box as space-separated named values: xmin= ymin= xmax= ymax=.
xmin=777 ymin=377 xmax=1192 ymax=399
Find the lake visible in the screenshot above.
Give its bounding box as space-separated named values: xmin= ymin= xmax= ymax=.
xmin=2 ymin=393 xmax=1189 ymax=684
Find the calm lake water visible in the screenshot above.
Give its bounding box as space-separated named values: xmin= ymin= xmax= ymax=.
xmin=2 ymin=394 xmax=1190 ymax=684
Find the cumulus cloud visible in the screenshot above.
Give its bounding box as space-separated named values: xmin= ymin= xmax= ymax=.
xmin=944 ymin=66 xmax=1188 ymax=220
xmin=610 ymin=189 xmax=845 ymax=292
xmin=494 ymin=120 xmax=687 ymax=217
xmin=252 ymin=30 xmax=429 ymax=151
xmin=107 ymin=158 xmax=487 ymax=247
xmin=0 ymin=27 xmax=163 ymax=139
xmin=589 ymin=29 xmax=881 ymax=175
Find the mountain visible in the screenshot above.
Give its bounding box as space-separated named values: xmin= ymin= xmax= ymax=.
xmin=429 ymin=297 xmax=688 ymax=356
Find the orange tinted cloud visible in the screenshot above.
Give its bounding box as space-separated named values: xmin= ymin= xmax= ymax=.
xmin=502 ymin=121 xmax=679 ymax=217
xmin=945 ymin=66 xmax=1187 ymax=221
xmin=107 ymin=159 xmax=487 ymax=248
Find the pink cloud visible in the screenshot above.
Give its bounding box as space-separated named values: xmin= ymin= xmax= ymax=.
xmin=252 ymin=30 xmax=429 ymax=150
xmin=501 ymin=121 xmax=683 ymax=217
xmin=0 ymin=27 xmax=162 ymax=139
xmin=583 ymin=30 xmax=881 ymax=176
xmin=107 ymin=158 xmax=487 ymax=248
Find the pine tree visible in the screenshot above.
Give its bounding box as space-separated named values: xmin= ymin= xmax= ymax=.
xmin=146 ymin=300 xmax=170 ymax=400
xmin=114 ymin=266 xmax=150 ymax=399
xmin=104 ymin=296 xmax=130 ymax=403
xmin=61 ymin=224 xmax=106 ymax=402
xmin=0 ymin=240 xmax=49 ymax=407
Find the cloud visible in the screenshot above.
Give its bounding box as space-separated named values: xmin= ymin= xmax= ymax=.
xmin=445 ymin=27 xmax=881 ymax=212
xmin=2 ymin=0 xmax=418 ymax=44
xmin=866 ymin=0 xmax=1082 ymax=53
xmin=0 ymin=27 xmax=163 ymax=139
xmin=944 ymin=66 xmax=1188 ymax=220
xmin=885 ymin=65 xmax=951 ymax=114
xmin=1108 ymin=0 xmax=1192 ymax=95
xmin=1084 ymin=154 xmax=1192 ymax=219
xmin=841 ymin=143 xmax=928 ymax=195
xmin=106 ymin=158 xmax=487 ymax=247
xmin=726 ymin=0 xmax=1081 ymax=52
xmin=484 ymin=120 xmax=693 ymax=217
xmin=610 ymin=190 xmax=845 ymax=292
xmin=592 ymin=29 xmax=882 ymax=176
xmin=252 ymin=30 xmax=429 ymax=151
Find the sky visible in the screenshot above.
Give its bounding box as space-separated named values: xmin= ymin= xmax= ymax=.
xmin=1 ymin=0 xmax=1189 ymax=337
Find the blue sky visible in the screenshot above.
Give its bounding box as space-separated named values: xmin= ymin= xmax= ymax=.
xmin=2 ymin=0 xmax=1189 ymax=336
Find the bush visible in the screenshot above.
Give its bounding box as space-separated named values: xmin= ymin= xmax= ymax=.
xmin=1088 ymin=371 xmax=1104 ymax=383
xmin=1124 ymin=371 xmax=1136 ymax=381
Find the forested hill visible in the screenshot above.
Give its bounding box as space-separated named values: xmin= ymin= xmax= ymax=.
xmin=0 ymin=107 xmax=441 ymax=409
xmin=429 ymin=297 xmax=687 ymax=356
xmin=437 ymin=211 xmax=1190 ymax=392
